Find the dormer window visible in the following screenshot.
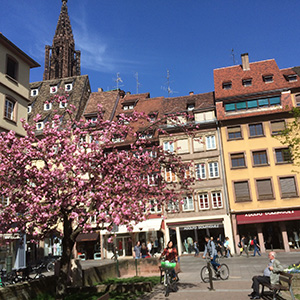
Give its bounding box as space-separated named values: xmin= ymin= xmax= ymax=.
xmin=242 ymin=78 xmax=252 ymax=87
xmin=148 ymin=112 xmax=158 ymax=122
xmin=287 ymin=74 xmax=297 ymax=82
xmin=65 ymin=83 xmax=73 ymax=91
xmin=44 ymin=103 xmax=52 ymax=111
xmin=123 ymin=104 xmax=134 ymax=110
xmin=222 ymin=81 xmax=232 ymax=90
xmin=187 ymin=103 xmax=195 ymax=111
xmin=31 ymin=88 xmax=39 ymax=97
xmin=36 ymin=121 xmax=44 ymax=130
xmin=263 ymin=75 xmax=273 ymax=83
xmin=50 ymin=85 xmax=58 ymax=93
xmin=59 ymin=101 xmax=67 ymax=108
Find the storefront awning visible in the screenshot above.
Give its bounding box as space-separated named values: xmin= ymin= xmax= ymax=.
xmin=76 ymin=232 xmax=99 ymax=242
xmin=100 ymin=218 xmax=163 ymax=235
xmin=236 ymin=209 xmax=300 ymax=225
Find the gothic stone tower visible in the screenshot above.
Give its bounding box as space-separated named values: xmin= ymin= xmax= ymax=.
xmin=43 ymin=0 xmax=81 ymax=80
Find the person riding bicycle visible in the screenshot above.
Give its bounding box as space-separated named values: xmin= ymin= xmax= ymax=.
xmin=160 ymin=241 xmax=178 ymax=281
xmin=202 ymin=236 xmax=220 ymax=272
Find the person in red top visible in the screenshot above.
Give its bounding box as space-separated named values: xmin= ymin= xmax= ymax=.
xmin=161 ymin=241 xmax=178 ymax=262
xmin=160 ymin=241 xmax=179 ymax=281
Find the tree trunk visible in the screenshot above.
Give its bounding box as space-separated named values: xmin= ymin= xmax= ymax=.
xmin=56 ymin=215 xmax=75 ymax=300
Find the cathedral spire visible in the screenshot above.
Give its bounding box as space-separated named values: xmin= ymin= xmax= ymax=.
xmin=43 ymin=0 xmax=81 ymax=80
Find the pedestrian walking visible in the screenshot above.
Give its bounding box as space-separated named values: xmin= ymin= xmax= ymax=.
xmin=193 ymin=241 xmax=199 ymax=256
xmin=252 ymin=236 xmax=261 ymax=257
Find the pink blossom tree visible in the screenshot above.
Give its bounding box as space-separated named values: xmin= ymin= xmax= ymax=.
xmin=0 ymin=95 xmax=192 ymax=299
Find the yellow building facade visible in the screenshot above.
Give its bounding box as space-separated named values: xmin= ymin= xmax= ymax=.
xmin=215 ymin=54 xmax=300 ymax=253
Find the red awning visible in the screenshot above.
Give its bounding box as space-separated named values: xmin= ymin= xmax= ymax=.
xmin=76 ymin=232 xmax=99 ymax=242
xmin=236 ymin=209 xmax=300 ymax=225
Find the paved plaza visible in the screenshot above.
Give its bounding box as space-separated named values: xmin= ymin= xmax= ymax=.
xmin=138 ymin=252 xmax=300 ymax=300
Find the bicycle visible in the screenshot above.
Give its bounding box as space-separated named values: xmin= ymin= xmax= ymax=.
xmin=200 ymin=256 xmax=229 ymax=283
xmin=160 ymin=260 xmax=178 ymax=297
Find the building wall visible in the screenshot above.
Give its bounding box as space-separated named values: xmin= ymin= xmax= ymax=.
xmin=0 ymin=42 xmax=32 ymax=136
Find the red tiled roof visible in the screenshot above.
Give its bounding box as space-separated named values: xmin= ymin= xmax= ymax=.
xmin=214 ymin=59 xmax=300 ymax=100
xmin=84 ymin=90 xmax=124 ymax=121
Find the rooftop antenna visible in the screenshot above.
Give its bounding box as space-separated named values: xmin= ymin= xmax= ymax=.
xmin=231 ymin=49 xmax=237 ymax=65
xmin=113 ymin=73 xmax=124 ymax=90
xmin=135 ymin=72 xmax=141 ymax=94
xmin=161 ymin=69 xmax=177 ymax=97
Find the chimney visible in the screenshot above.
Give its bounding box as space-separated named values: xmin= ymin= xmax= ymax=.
xmin=98 ymin=88 xmax=103 ymax=92
xmin=189 ymin=91 xmax=194 ymax=95
xmin=241 ymin=53 xmax=250 ymax=71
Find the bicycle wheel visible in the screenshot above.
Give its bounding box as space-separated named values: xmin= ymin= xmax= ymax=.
xmin=47 ymin=261 xmax=54 ymax=272
xmin=200 ymin=266 xmax=210 ymax=283
xmin=218 ymin=264 xmax=229 ymax=280
xmin=164 ymin=272 xmax=170 ymax=297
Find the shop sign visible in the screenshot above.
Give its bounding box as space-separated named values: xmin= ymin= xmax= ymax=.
xmin=236 ymin=209 xmax=300 ymax=224
xmin=182 ymin=224 xmax=223 ymax=230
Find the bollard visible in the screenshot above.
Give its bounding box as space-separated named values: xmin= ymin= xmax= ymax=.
xmin=135 ymin=258 xmax=138 ymax=276
xmin=207 ymin=261 xmax=214 ymax=291
xmin=116 ymin=258 xmax=120 ymax=277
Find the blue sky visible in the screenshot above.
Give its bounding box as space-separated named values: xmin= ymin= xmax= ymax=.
xmin=1 ymin=0 xmax=300 ymax=97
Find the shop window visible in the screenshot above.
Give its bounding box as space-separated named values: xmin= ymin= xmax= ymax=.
xmin=6 ymin=55 xmax=18 ymax=80
xmin=234 ymin=181 xmax=251 ymax=202
xmin=212 ymin=192 xmax=223 ymax=209
xmin=177 ymin=139 xmax=189 ymax=154
xmin=193 ymin=137 xmax=204 ymax=152
xmin=231 ymin=153 xmax=246 ymax=168
xmin=275 ymin=148 xmax=292 ymax=164
xmin=208 ymin=162 xmax=219 ymax=178
xmin=4 ymin=98 xmax=15 ymax=121
xmin=195 ymin=163 xmax=206 ymax=180
xmin=198 ymin=193 xmax=209 ymax=210
xmin=163 ymin=141 xmax=174 ymax=153
xmin=279 ymin=177 xmax=298 ymax=198
xmin=270 ymin=120 xmax=285 ymax=135
xmin=253 ymin=150 xmax=268 ymax=166
xmin=206 ymin=135 xmax=216 ymax=150
xmin=256 ymin=179 xmax=274 ymax=200
xmin=167 ymin=199 xmax=179 ymax=212
xmin=183 ymin=195 xmax=194 ymax=211
xmin=249 ymin=123 xmax=264 ymax=137
xmin=228 ymin=126 xmax=242 ymax=140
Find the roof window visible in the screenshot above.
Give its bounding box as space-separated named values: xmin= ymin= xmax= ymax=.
xmin=31 ymin=88 xmax=39 ymax=97
xmin=263 ymin=75 xmax=273 ymax=83
xmin=242 ymin=78 xmax=252 ymax=87
xmin=222 ymin=81 xmax=232 ymax=90
xmin=287 ymin=74 xmax=297 ymax=82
